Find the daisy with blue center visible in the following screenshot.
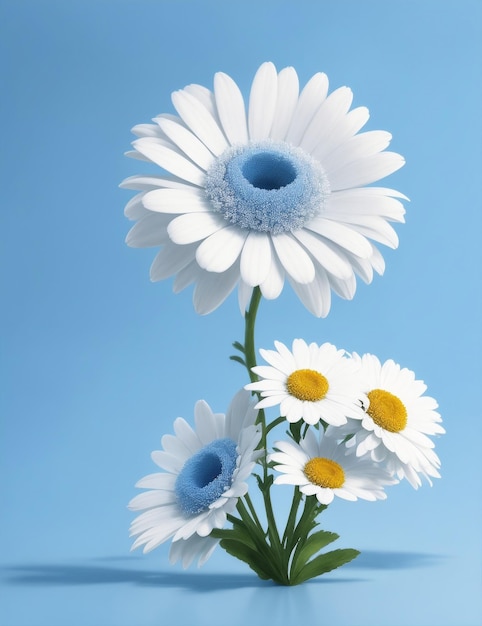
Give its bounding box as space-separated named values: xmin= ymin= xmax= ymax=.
xmin=128 ymin=390 xmax=261 ymax=568
xmin=122 ymin=61 xmax=406 ymax=316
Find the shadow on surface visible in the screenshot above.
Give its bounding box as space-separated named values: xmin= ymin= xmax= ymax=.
xmin=1 ymin=550 xmax=445 ymax=590
xmin=347 ymin=550 xmax=446 ymax=570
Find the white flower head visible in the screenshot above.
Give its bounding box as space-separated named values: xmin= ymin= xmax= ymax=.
xmin=269 ymin=427 xmax=397 ymax=505
xmin=341 ymin=353 xmax=445 ymax=489
xmin=128 ymin=390 xmax=261 ymax=568
xmin=122 ymin=62 xmax=406 ymax=316
xmin=246 ymin=339 xmax=365 ymax=426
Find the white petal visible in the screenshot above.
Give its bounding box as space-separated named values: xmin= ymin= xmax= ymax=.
xmin=172 ymin=89 xmax=228 ymax=156
xmin=338 ymin=216 xmax=399 ymax=248
xmin=131 ymin=123 xmax=164 ymax=138
xmin=194 ymin=400 xmax=217 ymax=444
xmin=214 ymin=72 xmax=249 ymax=144
xmin=128 ymin=490 xmax=177 ymax=511
xmin=124 ymin=149 xmax=151 ymax=162
xmin=193 ymin=262 xmax=240 ymax=315
xmin=292 ymin=229 xmax=353 ymax=280
xmin=271 ymin=233 xmax=315 ymax=284
xmin=273 ymin=440 xmax=308 ymax=465
xmin=329 ymin=152 xmax=405 ymax=191
xmin=133 ymin=138 xmax=205 ymax=186
xmin=150 ymin=242 xmax=197 ymax=281
xmin=120 ymin=174 xmax=197 ymax=191
xmin=327 ymin=190 xmax=406 ymax=222
xmin=240 ymin=231 xmax=272 ymax=286
xmin=173 ymin=417 xmax=203 ymax=454
xmin=173 ymin=260 xmax=200 ymax=292
xmin=167 ymin=212 xmax=225 ymax=244
xmin=143 ymin=188 xmax=211 ymax=214
xmin=151 ymin=450 xmax=184 ymax=473
xmin=184 ymin=84 xmax=218 ymax=119
xmin=155 ymin=116 xmax=215 ymax=170
xmin=161 ymin=433 xmax=193 ymax=463
xmin=196 ymin=226 xmax=247 ymax=272
xmin=135 ymin=473 xmax=176 ymax=490
xmin=126 ymin=213 xmax=171 ymax=248
xmin=288 ymin=265 xmax=331 ymax=318
xmin=260 ymin=248 xmax=285 ymax=299
xmin=299 ymin=86 xmax=353 ymax=154
xmin=312 ymin=106 xmax=370 ymax=162
xmin=307 ymin=217 xmax=373 ymax=258
xmin=285 ymin=72 xmax=329 ymax=145
xmin=323 ymin=130 xmax=392 ymax=173
xmin=248 ymin=62 xmax=278 ymax=140
xmin=124 ymin=192 xmax=150 ymax=220
xmin=269 ymin=66 xmax=299 ymax=141
xmin=274 ymin=473 xmax=308 ymax=486
xmin=238 ymin=280 xmax=253 ymax=315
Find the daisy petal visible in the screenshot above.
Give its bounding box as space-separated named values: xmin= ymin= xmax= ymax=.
xmin=248 ymin=61 xmax=278 ymax=141
xmin=271 ymin=233 xmax=315 ymax=284
xmin=214 ymin=71 xmax=249 ymax=144
xmin=196 ymin=226 xmax=247 ymax=272
xmin=172 ymin=89 xmax=229 ymax=156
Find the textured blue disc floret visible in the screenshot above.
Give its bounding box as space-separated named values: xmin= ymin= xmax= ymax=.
xmin=175 ymin=438 xmax=238 ymax=516
xmin=205 ymin=140 xmax=330 ymax=235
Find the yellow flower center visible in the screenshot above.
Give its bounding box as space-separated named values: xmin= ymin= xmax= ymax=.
xmin=303 ymin=457 xmax=345 ymax=489
xmin=286 ymin=369 xmax=329 ymax=402
xmin=366 ymin=388 xmax=407 ymax=433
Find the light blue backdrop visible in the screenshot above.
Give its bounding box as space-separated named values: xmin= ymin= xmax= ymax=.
xmin=1 ymin=1 xmax=481 ymax=625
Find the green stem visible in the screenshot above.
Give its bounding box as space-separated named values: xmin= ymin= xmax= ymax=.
xmin=243 ymin=492 xmax=264 ymax=535
xmin=244 ymin=287 xmax=262 ymax=384
xmin=282 ymin=488 xmax=303 ymax=548
xmin=243 ymin=288 xmax=283 ymax=563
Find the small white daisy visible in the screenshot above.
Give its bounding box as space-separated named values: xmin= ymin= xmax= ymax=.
xmin=122 ymin=61 xmax=406 ymax=316
xmin=128 ymin=390 xmax=261 ymax=567
xmin=269 ymin=427 xmax=396 ymax=505
xmin=245 ymin=338 xmax=365 ymax=426
xmin=341 ymin=353 xmax=445 ymax=488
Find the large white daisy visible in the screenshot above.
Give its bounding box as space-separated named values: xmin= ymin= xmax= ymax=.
xmin=245 ymin=338 xmax=365 ymax=426
xmin=122 ymin=62 xmax=406 ymax=316
xmin=341 ymin=353 xmax=445 ymax=488
xmin=128 ymin=390 xmax=261 ymax=567
xmin=269 ymin=427 xmax=396 ymax=505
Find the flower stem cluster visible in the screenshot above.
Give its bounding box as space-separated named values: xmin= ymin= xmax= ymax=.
xmin=125 ymin=62 xmax=443 ymax=585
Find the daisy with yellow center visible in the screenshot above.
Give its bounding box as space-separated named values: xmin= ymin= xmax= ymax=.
xmin=245 ymin=339 xmax=365 ymax=426
xmin=269 ymin=427 xmax=396 ymax=505
xmin=341 ymin=353 xmax=445 ymax=489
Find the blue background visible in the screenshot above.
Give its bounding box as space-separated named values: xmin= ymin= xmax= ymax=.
xmin=1 ymin=1 xmax=481 ymax=625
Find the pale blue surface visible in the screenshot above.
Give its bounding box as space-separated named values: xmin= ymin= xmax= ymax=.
xmin=1 ymin=1 xmax=481 ymax=625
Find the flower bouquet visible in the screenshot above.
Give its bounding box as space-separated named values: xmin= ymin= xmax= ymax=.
xmin=122 ymin=62 xmax=444 ymax=585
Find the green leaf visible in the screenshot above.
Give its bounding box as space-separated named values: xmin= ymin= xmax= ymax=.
xmin=265 ymin=415 xmax=286 ymax=435
xmin=219 ymin=538 xmax=272 ymax=580
xmin=291 ymin=530 xmax=339 ymax=578
xmin=229 ymin=355 xmax=246 ymax=366
xmin=255 ymin=473 xmax=273 ymax=493
xmin=210 ymin=527 xmax=257 ymax=551
xmin=232 ymin=341 xmax=245 ymax=353
xmin=292 ymin=548 xmax=360 ymax=585
xmin=289 ymin=421 xmax=303 ymax=443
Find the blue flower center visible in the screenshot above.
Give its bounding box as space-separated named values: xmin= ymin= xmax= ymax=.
xmin=205 ymin=141 xmax=330 ymax=235
xmin=175 ymin=438 xmax=238 ymax=516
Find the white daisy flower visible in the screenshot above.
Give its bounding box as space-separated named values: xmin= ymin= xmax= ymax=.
xmin=128 ymin=390 xmax=261 ymax=567
xmin=269 ymin=427 xmax=396 ymax=505
xmin=122 ymin=61 xmax=406 ymax=316
xmin=245 ymin=338 xmax=365 ymax=426
xmin=341 ymin=353 xmax=445 ymax=489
